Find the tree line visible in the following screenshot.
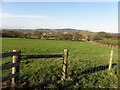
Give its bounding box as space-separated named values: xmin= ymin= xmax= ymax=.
xmin=1 ymin=29 xmax=119 ymax=42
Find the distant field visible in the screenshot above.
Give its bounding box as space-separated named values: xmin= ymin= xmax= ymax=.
xmin=98 ymin=39 xmax=119 ymax=44
xmin=2 ymin=38 xmax=118 ymax=89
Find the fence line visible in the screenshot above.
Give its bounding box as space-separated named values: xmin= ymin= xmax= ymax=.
xmin=0 ymin=62 xmax=19 ymax=71
xmin=21 ymin=54 xmax=63 ymax=59
xmin=96 ymin=41 xmax=119 ymax=47
xmin=0 ymin=49 xmax=68 ymax=89
xmin=1 ymin=47 xmax=114 ymax=88
xmin=0 ymin=52 xmax=20 ymax=58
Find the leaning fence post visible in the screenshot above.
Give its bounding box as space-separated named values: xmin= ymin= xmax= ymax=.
xmin=108 ymin=47 xmax=114 ymax=70
xmin=12 ymin=50 xmax=21 ymax=89
xmin=61 ymin=49 xmax=68 ymax=81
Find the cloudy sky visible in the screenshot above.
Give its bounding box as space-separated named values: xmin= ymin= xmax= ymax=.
xmin=0 ymin=2 xmax=118 ymax=33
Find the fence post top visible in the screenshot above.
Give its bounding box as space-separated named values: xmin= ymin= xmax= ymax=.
xmin=64 ymin=49 xmax=69 ymax=52
xmin=13 ymin=50 xmax=17 ymax=52
xmin=13 ymin=50 xmax=21 ymax=53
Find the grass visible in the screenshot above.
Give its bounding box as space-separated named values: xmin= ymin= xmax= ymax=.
xmin=99 ymin=39 xmax=119 ymax=44
xmin=2 ymin=38 xmax=119 ymax=89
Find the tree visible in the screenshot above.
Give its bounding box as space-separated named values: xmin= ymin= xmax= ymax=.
xmin=55 ymin=32 xmax=64 ymax=40
xmin=64 ymin=33 xmax=73 ymax=40
xmin=73 ymin=32 xmax=84 ymax=41
xmin=87 ymin=35 xmax=91 ymax=41
xmin=93 ymin=32 xmax=112 ymax=41
xmin=33 ymin=31 xmax=43 ymax=39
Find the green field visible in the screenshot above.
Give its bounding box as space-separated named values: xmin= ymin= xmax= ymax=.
xmin=2 ymin=38 xmax=119 ymax=89
xmin=98 ymin=39 xmax=119 ymax=44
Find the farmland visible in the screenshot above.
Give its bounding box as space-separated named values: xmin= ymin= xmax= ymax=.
xmin=2 ymin=38 xmax=119 ymax=89
xmin=99 ymin=39 xmax=119 ymax=44
xmin=96 ymin=39 xmax=119 ymax=44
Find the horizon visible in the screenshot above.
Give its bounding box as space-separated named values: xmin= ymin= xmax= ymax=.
xmin=1 ymin=28 xmax=119 ymax=34
xmin=1 ymin=2 xmax=118 ymax=33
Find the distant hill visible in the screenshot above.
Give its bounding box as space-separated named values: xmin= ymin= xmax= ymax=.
xmin=1 ymin=28 xmax=119 ymax=35
xmin=2 ymin=28 xmax=92 ymax=33
xmin=34 ymin=28 xmax=82 ymax=32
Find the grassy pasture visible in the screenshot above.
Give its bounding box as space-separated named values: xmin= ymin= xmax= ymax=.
xmin=98 ymin=39 xmax=119 ymax=44
xmin=2 ymin=38 xmax=119 ymax=89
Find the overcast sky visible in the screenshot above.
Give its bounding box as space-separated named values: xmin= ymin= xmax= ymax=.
xmin=0 ymin=2 xmax=118 ymax=33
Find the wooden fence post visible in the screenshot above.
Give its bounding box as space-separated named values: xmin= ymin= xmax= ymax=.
xmin=108 ymin=47 xmax=114 ymax=70
xmin=61 ymin=49 xmax=68 ymax=81
xmin=12 ymin=50 xmax=21 ymax=89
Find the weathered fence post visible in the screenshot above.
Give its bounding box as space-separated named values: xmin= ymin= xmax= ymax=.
xmin=61 ymin=49 xmax=68 ymax=81
xmin=108 ymin=47 xmax=114 ymax=70
xmin=12 ymin=50 xmax=21 ymax=89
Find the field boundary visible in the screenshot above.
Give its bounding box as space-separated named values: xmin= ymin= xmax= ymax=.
xmin=0 ymin=49 xmax=69 ymax=89
xmin=95 ymin=41 xmax=119 ymax=47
